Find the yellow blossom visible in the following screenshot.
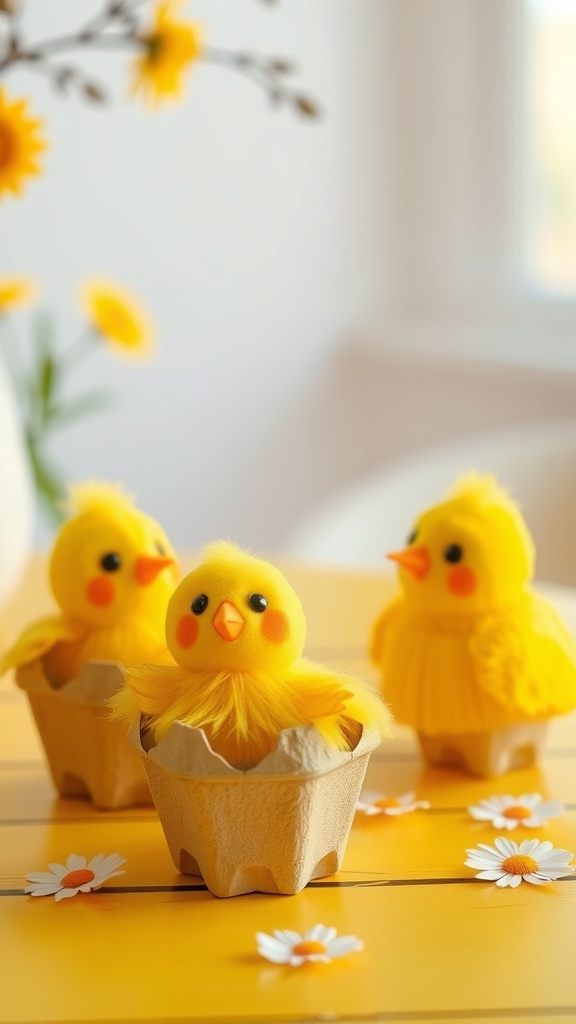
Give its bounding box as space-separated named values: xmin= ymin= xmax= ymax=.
xmin=79 ymin=278 xmax=155 ymax=357
xmin=0 ymin=88 xmax=46 ymax=201
xmin=131 ymin=1 xmax=203 ymax=106
xmin=0 ymin=276 xmax=38 ymax=312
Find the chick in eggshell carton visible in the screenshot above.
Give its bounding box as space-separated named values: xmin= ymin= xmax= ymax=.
xmin=112 ymin=541 xmax=391 ymax=897
xmin=1 ymin=482 xmax=178 ymax=808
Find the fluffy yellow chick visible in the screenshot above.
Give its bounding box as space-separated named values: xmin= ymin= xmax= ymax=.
xmin=111 ymin=541 xmax=391 ymax=770
xmin=371 ymin=474 xmax=576 ymax=736
xmin=1 ymin=483 xmax=178 ymax=686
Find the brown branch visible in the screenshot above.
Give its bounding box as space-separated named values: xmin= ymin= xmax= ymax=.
xmin=0 ymin=2 xmax=320 ymax=118
xmin=203 ymin=46 xmax=320 ymax=118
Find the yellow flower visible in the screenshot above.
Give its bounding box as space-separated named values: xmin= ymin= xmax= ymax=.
xmin=79 ymin=278 xmax=155 ymax=357
xmin=0 ymin=88 xmax=46 ymax=201
xmin=0 ymin=276 xmax=38 ymax=313
xmin=131 ymin=0 xmax=203 ymax=106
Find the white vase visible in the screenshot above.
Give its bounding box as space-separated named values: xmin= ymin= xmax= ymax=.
xmin=0 ymin=352 xmax=33 ymax=610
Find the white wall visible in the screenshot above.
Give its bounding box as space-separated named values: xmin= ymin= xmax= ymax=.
xmin=6 ymin=0 xmax=576 ymax=567
xmin=3 ymin=0 xmax=391 ymax=552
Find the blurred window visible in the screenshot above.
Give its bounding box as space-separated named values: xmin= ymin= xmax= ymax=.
xmin=523 ymin=0 xmax=576 ymax=297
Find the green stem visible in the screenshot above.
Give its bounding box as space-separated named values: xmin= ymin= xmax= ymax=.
xmin=59 ymin=328 xmax=101 ymax=374
xmin=0 ymin=314 xmax=25 ymax=389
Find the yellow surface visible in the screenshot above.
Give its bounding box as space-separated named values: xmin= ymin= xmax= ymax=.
xmin=1 ymin=556 xmax=576 ymax=1023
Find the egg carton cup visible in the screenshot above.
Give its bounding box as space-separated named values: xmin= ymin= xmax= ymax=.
xmin=16 ymin=659 xmax=153 ymax=809
xmin=417 ymin=720 xmax=549 ymax=777
xmin=130 ymin=716 xmax=380 ymax=898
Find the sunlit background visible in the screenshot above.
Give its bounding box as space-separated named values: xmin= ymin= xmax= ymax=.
xmin=3 ymin=0 xmax=576 ymax=585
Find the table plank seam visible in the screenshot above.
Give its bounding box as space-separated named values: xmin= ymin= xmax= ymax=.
xmin=2 ymin=874 xmax=575 ymax=897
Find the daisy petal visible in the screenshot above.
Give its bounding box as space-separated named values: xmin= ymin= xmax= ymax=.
xmin=537 ymin=801 xmax=564 ymax=818
xmin=47 ymin=863 xmax=67 ymax=878
xmin=94 ymin=853 xmax=126 ymax=873
xmin=66 ymin=854 xmax=86 ymax=872
xmin=260 ymin=949 xmax=290 ymax=963
xmin=475 ymin=870 xmax=506 ymax=880
xmin=26 ymin=872 xmax=61 ymax=883
xmin=494 ymin=837 xmax=518 ymax=857
xmin=468 ymin=807 xmax=495 ymax=820
xmin=309 ymin=925 xmax=336 ymax=944
xmin=328 ymin=936 xmax=364 ymax=956
xmin=273 ymin=930 xmax=301 ymax=944
xmin=357 ymin=791 xmax=381 ymax=805
xmin=24 ymin=884 xmax=62 ymax=896
xmin=54 ymin=887 xmax=79 ymax=901
xmin=257 ymin=936 xmax=288 ymax=955
xmin=96 ymin=870 xmax=126 ymax=883
xmin=476 ymin=843 xmax=505 ymax=858
xmin=519 ymin=838 xmax=546 ymax=856
xmin=536 ymin=847 xmax=573 ymax=864
xmin=520 ymin=793 xmax=541 ymax=807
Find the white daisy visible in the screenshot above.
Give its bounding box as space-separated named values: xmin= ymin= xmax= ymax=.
xmin=356 ymin=790 xmax=430 ymax=816
xmin=256 ymin=924 xmax=363 ymax=966
xmin=468 ymin=793 xmax=564 ymax=830
xmin=25 ymin=853 xmax=126 ymax=901
xmin=465 ymin=837 xmax=574 ymax=888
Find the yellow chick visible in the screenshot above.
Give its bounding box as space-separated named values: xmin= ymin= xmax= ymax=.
xmin=371 ymin=474 xmax=576 ymax=743
xmin=1 ymin=482 xmax=179 ymax=686
xmin=111 ymin=541 xmax=391 ymax=770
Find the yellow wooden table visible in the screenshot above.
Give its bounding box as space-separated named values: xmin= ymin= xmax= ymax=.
xmin=1 ymin=558 xmax=575 ymax=1024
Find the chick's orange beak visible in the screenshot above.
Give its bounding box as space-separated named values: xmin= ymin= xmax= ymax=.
xmin=213 ymin=600 xmax=245 ymax=641
xmin=387 ymin=545 xmax=431 ymax=580
xmin=135 ymin=554 xmax=174 ymax=586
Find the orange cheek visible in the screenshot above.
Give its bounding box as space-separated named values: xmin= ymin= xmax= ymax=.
xmin=85 ymin=576 xmax=116 ymax=607
xmin=261 ymin=609 xmax=290 ymax=644
xmin=447 ymin=566 xmax=477 ymax=597
xmin=175 ymin=613 xmax=199 ymax=649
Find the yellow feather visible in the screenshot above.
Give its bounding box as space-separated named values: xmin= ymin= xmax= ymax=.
xmin=65 ymin=480 xmax=137 ymax=518
xmin=0 ymin=617 xmax=84 ymax=675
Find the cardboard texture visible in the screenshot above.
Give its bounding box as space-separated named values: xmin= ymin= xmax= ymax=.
xmin=417 ymin=721 xmax=549 ymax=777
xmin=131 ymin=716 xmax=380 ymax=897
xmin=17 ymin=659 xmax=153 ymax=809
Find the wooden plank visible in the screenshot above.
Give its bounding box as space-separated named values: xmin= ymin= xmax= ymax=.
xmin=1 ymin=805 xmax=574 ymax=890
xmin=0 ymin=767 xmax=156 ymax=823
xmin=1 ymin=885 xmax=575 ymax=1023
xmin=0 ymin=701 xmax=45 ymax=762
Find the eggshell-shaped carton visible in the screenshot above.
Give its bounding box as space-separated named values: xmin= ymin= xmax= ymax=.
xmin=131 ymin=716 xmax=380 ymax=898
xmin=417 ymin=721 xmax=548 ymax=778
xmin=16 ymin=660 xmax=153 ymax=809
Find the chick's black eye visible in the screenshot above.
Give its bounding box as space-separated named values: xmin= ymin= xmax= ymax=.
xmin=248 ymin=593 xmax=267 ymax=613
xmin=407 ymin=529 xmax=418 ymax=545
xmin=191 ymin=594 xmax=209 ymax=615
xmin=444 ymin=544 xmax=463 ymax=563
xmin=156 ymin=541 xmax=166 ymax=556
xmin=100 ymin=552 xmax=121 ymax=572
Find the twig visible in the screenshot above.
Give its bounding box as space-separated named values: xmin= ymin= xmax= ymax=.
xmin=0 ymin=1 xmax=320 ymax=117
xmin=203 ymin=46 xmax=320 ymax=117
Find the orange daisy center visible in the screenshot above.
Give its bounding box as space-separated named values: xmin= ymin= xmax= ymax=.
xmin=62 ymin=868 xmax=95 ymax=889
xmin=374 ymin=797 xmax=400 ymax=809
xmin=292 ymin=940 xmax=327 ymax=956
xmin=501 ymin=854 xmax=539 ymax=876
xmin=502 ymin=805 xmax=532 ymax=821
